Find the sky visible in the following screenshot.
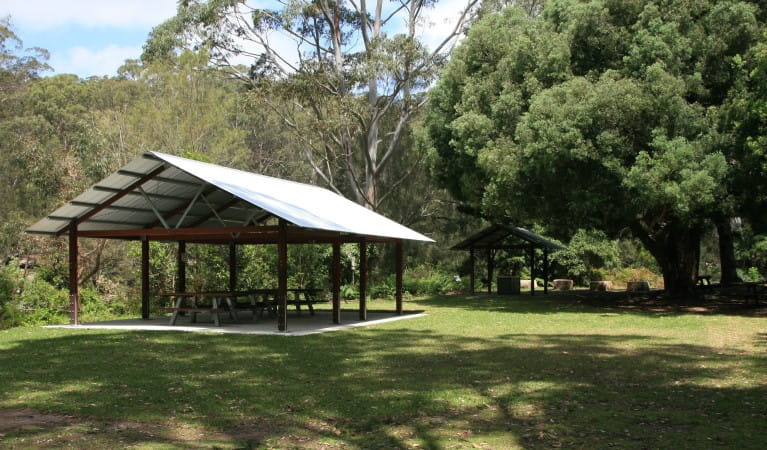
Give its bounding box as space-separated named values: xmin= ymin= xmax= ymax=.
xmin=2 ymin=0 xmax=468 ymax=79
xmin=2 ymin=0 xmax=178 ymax=77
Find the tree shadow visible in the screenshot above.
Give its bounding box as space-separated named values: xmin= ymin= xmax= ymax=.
xmin=0 ymin=325 xmax=765 ymax=448
xmin=418 ymin=291 xmax=767 ymax=318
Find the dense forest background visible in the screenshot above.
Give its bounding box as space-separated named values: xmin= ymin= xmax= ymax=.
xmin=2 ymin=0 xmax=767 ymax=327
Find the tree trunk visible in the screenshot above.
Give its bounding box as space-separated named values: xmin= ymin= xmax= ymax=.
xmin=713 ymin=216 xmax=741 ymax=285
xmin=632 ymin=221 xmax=701 ymax=299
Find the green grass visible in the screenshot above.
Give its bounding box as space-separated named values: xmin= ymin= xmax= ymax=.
xmin=0 ymin=294 xmax=765 ymax=448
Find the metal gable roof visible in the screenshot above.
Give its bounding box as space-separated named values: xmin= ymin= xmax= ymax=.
xmin=451 ymin=224 xmax=565 ymax=251
xmin=26 ymin=151 xmax=434 ymax=243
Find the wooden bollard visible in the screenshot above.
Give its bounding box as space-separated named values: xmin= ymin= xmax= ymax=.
xmin=626 ymin=280 xmax=650 ymax=292
xmin=589 ymin=281 xmax=612 ymax=292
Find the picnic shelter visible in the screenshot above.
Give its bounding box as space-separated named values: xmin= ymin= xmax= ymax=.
xmin=452 ymin=224 xmax=565 ymax=295
xmin=26 ymin=152 xmax=433 ymax=331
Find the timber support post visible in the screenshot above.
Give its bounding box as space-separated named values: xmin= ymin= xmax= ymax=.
xmin=141 ymin=237 xmax=150 ymax=318
xmin=543 ymin=248 xmax=549 ymax=295
xmin=278 ymin=219 xmax=288 ymax=331
xmin=470 ymin=248 xmax=475 ymax=294
xmin=68 ymin=224 xmax=79 ymax=325
xmin=529 ymin=245 xmax=535 ymax=296
xmin=332 ymin=238 xmax=341 ymax=324
xmin=487 ymin=249 xmax=494 ymax=294
xmin=229 ymin=241 xmax=237 ymax=293
xmin=395 ymin=240 xmax=403 ymax=315
xmin=359 ymin=239 xmax=367 ymax=321
xmin=177 ymin=241 xmax=186 ymax=293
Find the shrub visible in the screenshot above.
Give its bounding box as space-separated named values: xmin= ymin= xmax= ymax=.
xmin=369 ymin=276 xmax=396 ymax=299
xmin=550 ymin=229 xmax=621 ymax=285
xmin=403 ymin=265 xmax=461 ymax=295
xmin=340 ymin=283 xmax=358 ymax=300
xmin=15 ymin=276 xmax=69 ymax=326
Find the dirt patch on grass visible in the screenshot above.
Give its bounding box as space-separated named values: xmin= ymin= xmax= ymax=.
xmin=0 ymin=408 xmax=239 ymax=447
xmin=561 ymin=287 xmax=767 ymax=316
xmin=0 ymin=408 xmax=70 ymax=432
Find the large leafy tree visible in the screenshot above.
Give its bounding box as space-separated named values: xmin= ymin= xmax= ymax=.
xmin=424 ymin=0 xmax=764 ymax=296
xmin=725 ymin=30 xmax=767 ymax=231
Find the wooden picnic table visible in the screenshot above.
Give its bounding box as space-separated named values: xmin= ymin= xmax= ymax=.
xmin=159 ymin=291 xmax=240 ymax=326
xmin=160 ymin=288 xmax=324 ymax=326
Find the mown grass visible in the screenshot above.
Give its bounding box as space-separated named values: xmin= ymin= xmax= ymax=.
xmin=0 ymin=294 xmax=765 ymax=448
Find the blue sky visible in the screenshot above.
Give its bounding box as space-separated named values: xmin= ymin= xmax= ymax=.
xmin=2 ymin=0 xmax=177 ymax=77
xmin=2 ymin=0 xmax=467 ymax=79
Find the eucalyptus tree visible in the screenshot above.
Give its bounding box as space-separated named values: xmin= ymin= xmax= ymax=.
xmin=424 ymin=0 xmax=764 ymax=296
xmin=155 ymin=0 xmax=480 ymax=211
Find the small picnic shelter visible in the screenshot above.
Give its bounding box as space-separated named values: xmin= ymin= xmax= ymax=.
xmin=452 ymin=224 xmax=565 ymax=295
xmin=26 ymin=152 xmax=433 ymax=331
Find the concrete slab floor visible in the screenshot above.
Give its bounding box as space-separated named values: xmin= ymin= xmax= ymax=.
xmin=45 ymin=310 xmax=426 ymax=336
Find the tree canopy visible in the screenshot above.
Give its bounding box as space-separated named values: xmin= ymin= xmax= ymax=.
xmin=424 ymin=0 xmax=765 ymax=295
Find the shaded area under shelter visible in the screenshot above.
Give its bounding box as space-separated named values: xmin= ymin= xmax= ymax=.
xmin=452 ymin=224 xmax=565 ymax=295
xmin=26 ymin=152 xmax=433 ymax=331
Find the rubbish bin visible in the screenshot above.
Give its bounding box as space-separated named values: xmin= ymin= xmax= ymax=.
xmin=497 ymin=276 xmax=520 ymax=295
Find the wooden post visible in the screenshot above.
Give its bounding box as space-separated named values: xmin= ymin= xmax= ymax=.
xmin=543 ymin=248 xmax=549 ymax=295
xmin=332 ymin=239 xmax=341 ymax=324
xmin=470 ymin=248 xmax=475 ymax=294
xmin=177 ymin=241 xmax=186 ymax=293
xmin=277 ymin=219 xmax=288 ymax=331
xmin=141 ymin=237 xmax=150 ymax=318
xmin=229 ymin=241 xmax=237 ymax=293
xmin=529 ymin=245 xmax=535 ymax=296
xmin=487 ymin=249 xmax=494 ymax=294
xmin=359 ymin=239 xmax=367 ymax=321
xmin=395 ymin=239 xmax=403 ymax=315
xmin=68 ymin=224 xmax=79 ymax=325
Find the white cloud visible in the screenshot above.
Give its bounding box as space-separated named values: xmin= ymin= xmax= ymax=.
xmin=418 ymin=0 xmax=475 ymax=52
xmin=50 ymin=45 xmax=142 ymax=77
xmin=4 ymin=0 xmax=177 ymax=30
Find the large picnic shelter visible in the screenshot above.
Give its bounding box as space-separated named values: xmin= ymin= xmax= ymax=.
xmin=26 ymin=152 xmax=433 ymax=331
xmin=452 ymin=224 xmax=565 ymax=295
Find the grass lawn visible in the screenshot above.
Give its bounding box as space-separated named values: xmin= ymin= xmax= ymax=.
xmin=0 ymin=293 xmax=765 ymax=448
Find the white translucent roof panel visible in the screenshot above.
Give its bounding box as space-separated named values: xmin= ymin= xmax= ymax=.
xmin=27 ymin=152 xmax=434 ymax=242
xmin=150 ymin=152 xmax=433 ymax=242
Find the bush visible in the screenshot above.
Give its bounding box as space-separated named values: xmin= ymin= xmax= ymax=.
xmin=340 ymin=284 xmax=358 ymax=300
xmin=369 ymin=276 xmax=396 ymax=299
xmin=550 ymin=229 xmax=621 ymax=285
xmin=14 ymin=276 xmax=69 ymax=326
xmin=611 ymin=267 xmax=664 ymax=289
xmin=403 ymin=265 xmax=462 ymax=295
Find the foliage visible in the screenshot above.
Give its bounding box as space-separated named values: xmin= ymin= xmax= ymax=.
xmin=164 ymin=0 xmax=480 ymax=212
xmin=423 ymin=0 xmax=765 ymax=295
xmin=403 ymin=265 xmax=464 ymax=295
xmin=11 ymin=273 xmax=68 ymax=326
xmin=550 ymin=229 xmax=620 ymax=284
xmin=725 ymin=29 xmax=767 ymax=231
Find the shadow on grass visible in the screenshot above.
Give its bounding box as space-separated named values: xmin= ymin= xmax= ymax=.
xmin=419 ymin=291 xmax=767 ymax=318
xmin=0 ymin=308 xmax=765 ymax=448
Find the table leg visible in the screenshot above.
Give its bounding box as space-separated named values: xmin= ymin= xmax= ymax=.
xmin=212 ymin=297 xmax=220 ymax=326
xmin=248 ymin=294 xmax=259 ymax=320
xmin=293 ymin=291 xmax=301 ymax=315
xmin=170 ymin=295 xmax=184 ymax=325
xmin=225 ymin=295 xmax=238 ymax=322
xmin=307 ymin=292 xmax=315 ymax=316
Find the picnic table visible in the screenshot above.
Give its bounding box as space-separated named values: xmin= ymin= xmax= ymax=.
xmin=742 ymin=281 xmax=765 ymax=306
xmin=159 ymin=291 xmax=240 ymax=326
xmin=160 ymin=288 xmax=324 ymax=326
xmin=696 ymin=275 xmax=713 ymax=288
